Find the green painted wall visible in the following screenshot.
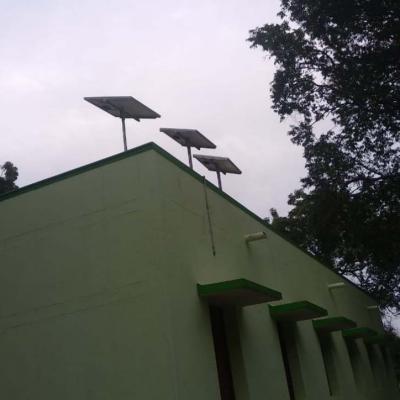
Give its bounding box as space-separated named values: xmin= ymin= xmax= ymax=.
xmin=0 ymin=143 xmax=398 ymax=399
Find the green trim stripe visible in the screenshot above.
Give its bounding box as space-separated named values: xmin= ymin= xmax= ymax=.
xmin=0 ymin=142 xmax=155 ymax=202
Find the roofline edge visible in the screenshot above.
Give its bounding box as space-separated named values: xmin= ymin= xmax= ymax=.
xmin=0 ymin=141 xmax=378 ymax=304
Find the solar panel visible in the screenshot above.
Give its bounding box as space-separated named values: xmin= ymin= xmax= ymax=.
xmin=84 ymin=95 xmax=161 ymax=152
xmin=193 ymin=155 xmax=241 ymax=175
xmin=193 ymin=154 xmax=241 ymax=190
xmin=159 ymin=128 xmax=216 ymax=150
xmin=84 ymin=96 xmax=160 ymax=121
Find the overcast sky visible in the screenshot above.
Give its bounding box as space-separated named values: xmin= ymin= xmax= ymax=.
xmin=1 ymin=0 xmax=305 ymax=218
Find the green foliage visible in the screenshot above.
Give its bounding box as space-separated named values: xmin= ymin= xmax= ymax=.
xmin=384 ymin=325 xmax=400 ymax=385
xmin=0 ymin=162 xmax=19 ymax=195
xmin=249 ymin=1 xmax=400 ymax=311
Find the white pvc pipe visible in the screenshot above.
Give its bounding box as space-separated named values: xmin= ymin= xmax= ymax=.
xmin=245 ymin=231 xmax=267 ymax=243
xmin=327 ymin=282 xmax=346 ymax=290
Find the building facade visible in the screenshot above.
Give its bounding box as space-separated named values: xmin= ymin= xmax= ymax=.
xmin=0 ymin=143 xmax=398 ymax=399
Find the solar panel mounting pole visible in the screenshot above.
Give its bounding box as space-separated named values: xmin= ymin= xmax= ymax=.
xmin=216 ymin=168 xmax=222 ymax=190
xmin=187 ymin=145 xmax=193 ymax=169
xmin=121 ymin=117 xmax=128 ymax=151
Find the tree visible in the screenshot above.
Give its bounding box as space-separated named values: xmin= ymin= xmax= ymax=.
xmin=248 ymin=0 xmax=400 ymax=312
xmin=0 ymin=162 xmax=19 ymax=195
xmin=384 ymin=323 xmax=400 ymax=385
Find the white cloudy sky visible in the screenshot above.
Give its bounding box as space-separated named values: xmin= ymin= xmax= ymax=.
xmin=0 ymin=0 xmax=305 ymax=218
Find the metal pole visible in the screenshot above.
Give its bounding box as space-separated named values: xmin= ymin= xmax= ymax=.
xmin=187 ymin=146 xmax=193 ymax=169
xmin=216 ymin=169 xmax=222 ymax=190
xmin=121 ymin=117 xmax=128 ymax=151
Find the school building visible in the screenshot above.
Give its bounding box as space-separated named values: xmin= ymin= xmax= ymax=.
xmin=0 ymin=142 xmax=398 ymax=399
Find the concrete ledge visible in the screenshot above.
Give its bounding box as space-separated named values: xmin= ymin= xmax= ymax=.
xmin=342 ymin=327 xmax=378 ymax=339
xmin=197 ymin=279 xmax=282 ymax=307
xmin=269 ymin=301 xmax=328 ymax=322
xmin=313 ymin=316 xmax=357 ymax=333
xmin=364 ymin=334 xmax=389 ymax=345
